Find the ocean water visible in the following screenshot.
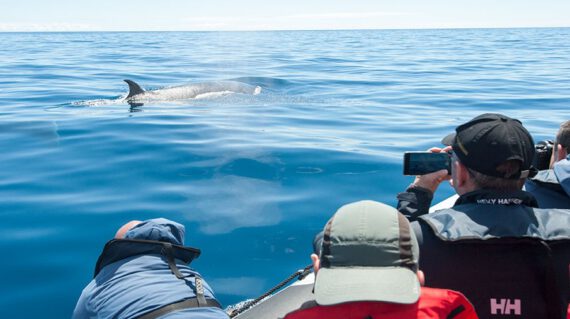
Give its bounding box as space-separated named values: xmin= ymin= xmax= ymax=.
xmin=0 ymin=29 xmax=569 ymax=318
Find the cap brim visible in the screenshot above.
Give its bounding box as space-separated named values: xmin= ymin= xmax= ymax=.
xmin=441 ymin=133 xmax=456 ymax=146
xmin=314 ymin=267 xmax=420 ymax=306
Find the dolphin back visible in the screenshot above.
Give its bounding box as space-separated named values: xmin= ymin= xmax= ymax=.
xmin=124 ymin=79 xmax=145 ymax=99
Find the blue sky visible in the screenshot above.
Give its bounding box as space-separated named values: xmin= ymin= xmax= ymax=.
xmin=1 ymin=0 xmax=569 ymax=32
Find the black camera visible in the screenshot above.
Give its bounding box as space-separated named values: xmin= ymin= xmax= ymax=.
xmin=533 ymin=140 xmax=554 ymax=171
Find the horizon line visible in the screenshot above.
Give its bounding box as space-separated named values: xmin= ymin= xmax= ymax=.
xmin=1 ymin=26 xmax=569 ymax=33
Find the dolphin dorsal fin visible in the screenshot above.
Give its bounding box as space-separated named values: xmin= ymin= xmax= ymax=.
xmin=124 ymin=79 xmax=145 ymax=98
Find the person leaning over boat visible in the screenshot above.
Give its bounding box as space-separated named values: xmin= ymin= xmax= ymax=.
xmin=282 ymin=200 xmax=478 ymax=319
xmin=525 ymin=120 xmax=570 ymax=208
xmin=73 ymin=218 xmax=229 ymax=319
xmin=396 ymin=113 xmax=570 ymax=319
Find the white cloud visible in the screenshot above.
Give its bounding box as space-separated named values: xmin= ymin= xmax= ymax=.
xmin=0 ymin=23 xmax=94 ymax=32
xmin=177 ymin=11 xmax=416 ymax=31
xmin=283 ymin=11 xmax=415 ymax=20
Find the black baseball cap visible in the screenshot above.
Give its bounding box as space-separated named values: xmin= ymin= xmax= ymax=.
xmin=442 ymin=113 xmax=536 ymax=179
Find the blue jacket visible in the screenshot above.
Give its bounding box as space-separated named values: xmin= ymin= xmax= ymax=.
xmin=73 ymin=218 xmax=228 ymax=319
xmin=525 ymin=155 xmax=570 ymax=208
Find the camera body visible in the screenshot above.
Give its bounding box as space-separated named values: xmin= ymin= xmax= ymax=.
xmin=533 ymin=140 xmax=554 ymax=171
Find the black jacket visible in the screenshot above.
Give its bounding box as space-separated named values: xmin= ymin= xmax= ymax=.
xmin=397 ymin=188 xmax=570 ymax=319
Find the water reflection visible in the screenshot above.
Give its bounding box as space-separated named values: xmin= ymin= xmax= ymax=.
xmin=208 ymin=276 xmax=266 ymax=297
xmin=128 ymin=102 xmax=144 ymax=110
xmin=0 ymin=120 xmax=61 ymax=147
xmin=183 ymin=175 xmax=283 ymax=234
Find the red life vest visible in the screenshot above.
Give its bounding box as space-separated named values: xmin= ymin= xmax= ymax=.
xmin=283 ymin=287 xmax=478 ymax=319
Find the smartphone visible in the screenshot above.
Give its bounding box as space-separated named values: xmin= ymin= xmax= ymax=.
xmin=403 ymin=151 xmax=451 ymax=176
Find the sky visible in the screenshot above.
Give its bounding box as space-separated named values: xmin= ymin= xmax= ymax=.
xmin=0 ymin=0 xmax=569 ymax=32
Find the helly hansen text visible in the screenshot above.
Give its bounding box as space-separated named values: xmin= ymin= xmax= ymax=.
xmin=490 ymin=298 xmax=521 ymax=315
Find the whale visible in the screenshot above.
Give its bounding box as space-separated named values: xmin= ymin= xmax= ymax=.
xmin=124 ymin=79 xmax=262 ymax=104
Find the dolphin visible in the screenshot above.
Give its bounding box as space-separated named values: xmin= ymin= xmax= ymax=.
xmin=124 ymin=79 xmax=261 ymax=104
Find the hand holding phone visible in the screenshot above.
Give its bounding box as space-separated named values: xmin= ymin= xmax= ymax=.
xmin=403 ymin=151 xmax=451 ymax=176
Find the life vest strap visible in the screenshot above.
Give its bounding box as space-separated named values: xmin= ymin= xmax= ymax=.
xmin=161 ymin=242 xmax=207 ymax=306
xmin=194 ymin=275 xmax=208 ymax=306
xmin=135 ymin=298 xmax=221 ymax=319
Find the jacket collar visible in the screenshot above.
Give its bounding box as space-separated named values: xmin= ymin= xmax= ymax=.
xmin=454 ymin=189 xmax=538 ymax=208
xmin=94 ymin=239 xmax=201 ymax=277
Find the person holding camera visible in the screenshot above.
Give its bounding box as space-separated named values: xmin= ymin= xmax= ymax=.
xmin=396 ymin=113 xmax=570 ymax=319
xmin=525 ymin=120 xmax=570 ymax=208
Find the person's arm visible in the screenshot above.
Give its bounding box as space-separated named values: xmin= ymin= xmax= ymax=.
xmin=398 ymin=147 xmax=451 ymax=221
xmin=397 ymin=185 xmax=434 ymax=221
xmin=72 ymin=284 xmax=95 ymax=319
xmin=397 ymin=167 xmax=449 ymax=221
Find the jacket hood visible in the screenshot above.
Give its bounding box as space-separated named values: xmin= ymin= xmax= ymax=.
xmin=554 ymin=156 xmax=570 ymax=196
xmin=123 ymin=218 xmax=185 ymax=245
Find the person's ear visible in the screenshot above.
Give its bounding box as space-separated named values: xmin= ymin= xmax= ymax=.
xmin=458 ymin=161 xmax=469 ymax=186
xmin=452 ymin=160 xmax=469 ymax=193
xmin=311 ymin=253 xmax=320 ymax=273
xmin=417 ymin=270 xmax=425 ymax=287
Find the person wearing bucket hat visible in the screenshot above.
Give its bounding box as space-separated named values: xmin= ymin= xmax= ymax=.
xmin=283 ymin=200 xmax=478 ymax=319
xmin=396 ymin=113 xmax=570 ymax=319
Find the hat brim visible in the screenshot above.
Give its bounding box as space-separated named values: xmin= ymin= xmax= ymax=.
xmin=441 ymin=133 xmax=456 ymax=146
xmin=314 ymin=267 xmax=420 ymax=306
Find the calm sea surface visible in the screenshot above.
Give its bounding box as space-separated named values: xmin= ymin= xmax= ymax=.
xmin=0 ymin=29 xmax=569 ymax=318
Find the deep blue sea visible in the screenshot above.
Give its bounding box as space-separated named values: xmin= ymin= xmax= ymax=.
xmin=1 ymin=29 xmax=569 ymax=318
